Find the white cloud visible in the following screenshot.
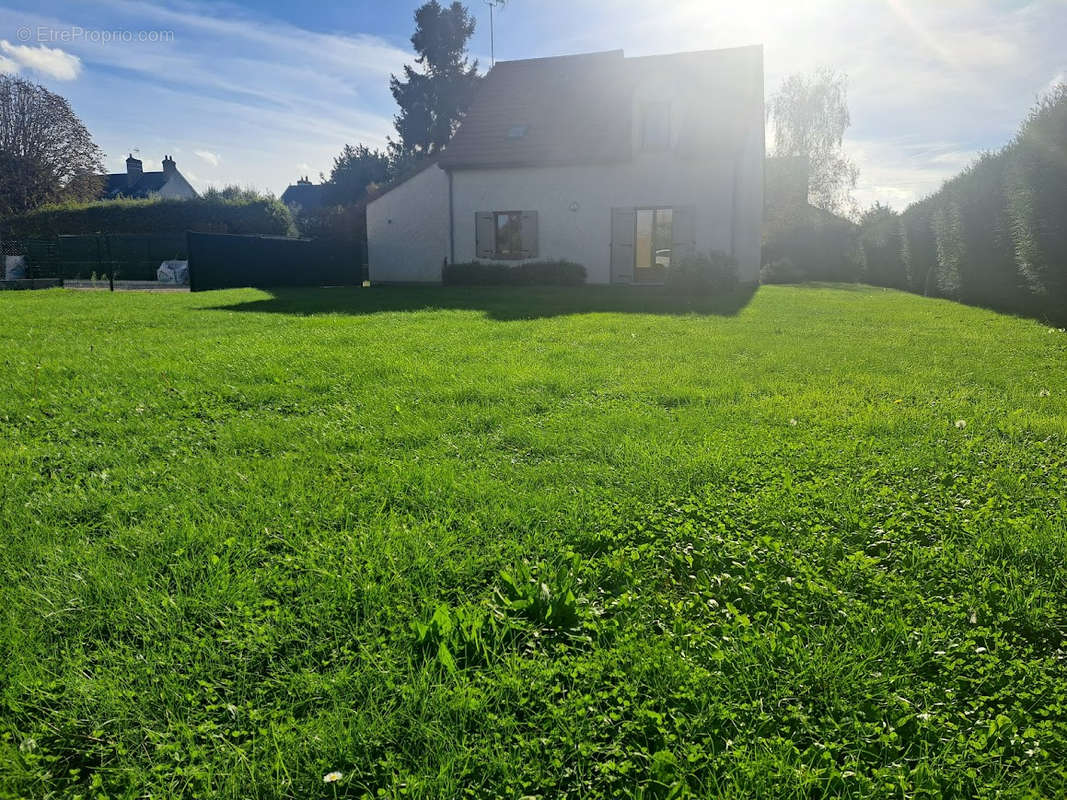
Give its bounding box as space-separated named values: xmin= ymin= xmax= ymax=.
xmin=849 ymin=136 xmax=982 ymax=209
xmin=194 ymin=149 xmax=221 ymax=166
xmin=0 ymin=40 xmax=81 ymax=80
xmin=0 ymin=54 xmax=18 ymax=75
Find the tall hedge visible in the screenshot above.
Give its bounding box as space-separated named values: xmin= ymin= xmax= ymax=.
xmin=855 ymin=85 xmax=1067 ymax=322
xmin=858 ymin=205 xmax=907 ymax=290
xmin=1 ymin=195 xmax=294 ymax=239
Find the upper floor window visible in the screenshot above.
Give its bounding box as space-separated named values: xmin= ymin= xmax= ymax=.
xmin=640 ymin=102 xmax=671 ymax=151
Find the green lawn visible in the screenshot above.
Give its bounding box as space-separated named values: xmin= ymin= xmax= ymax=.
xmin=1 ymin=284 xmax=1065 ymax=799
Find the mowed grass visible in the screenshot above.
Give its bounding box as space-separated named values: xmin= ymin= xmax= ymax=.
xmin=0 ymin=284 xmax=1065 ymax=799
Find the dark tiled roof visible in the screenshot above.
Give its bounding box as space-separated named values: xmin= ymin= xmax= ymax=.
xmin=437 ymin=45 xmax=763 ymax=170
xmin=280 ymin=183 xmax=328 ymax=210
xmin=103 ymin=172 xmax=170 ymax=199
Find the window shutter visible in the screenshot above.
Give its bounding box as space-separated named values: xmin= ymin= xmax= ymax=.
xmin=520 ymin=211 xmax=538 ymax=258
xmin=475 ymin=212 xmax=494 ymax=259
xmin=671 ymin=205 xmax=696 ymax=264
xmin=610 ymin=207 xmax=635 ymax=283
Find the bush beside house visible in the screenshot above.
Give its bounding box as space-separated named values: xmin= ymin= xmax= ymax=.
xmin=762 ymin=205 xmax=863 ymax=284
xmin=443 ymin=260 xmax=587 ymax=286
xmin=667 ymin=251 xmax=739 ymax=293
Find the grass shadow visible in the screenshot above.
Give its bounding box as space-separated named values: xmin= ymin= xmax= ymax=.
xmin=200 ymin=284 xmax=759 ymax=321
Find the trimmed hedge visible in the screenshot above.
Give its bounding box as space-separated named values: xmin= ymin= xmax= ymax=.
xmin=858 ymin=205 xmax=908 ymax=290
xmin=1 ymin=195 xmax=293 ymax=238
xmin=443 ymin=260 xmax=586 ymax=286
xmin=857 ymin=85 xmax=1067 ymax=321
xmin=762 ymin=87 xmax=1066 ymax=322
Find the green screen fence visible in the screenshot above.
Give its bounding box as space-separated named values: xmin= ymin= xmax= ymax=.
xmin=2 ymin=234 xmax=187 ymax=280
xmin=187 ymin=232 xmax=362 ymax=292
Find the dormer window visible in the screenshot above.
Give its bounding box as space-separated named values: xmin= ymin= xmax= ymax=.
xmin=640 ymin=102 xmax=671 ymax=151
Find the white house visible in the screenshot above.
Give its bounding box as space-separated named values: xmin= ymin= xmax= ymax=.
xmin=367 ymin=46 xmax=764 ymax=285
xmin=102 ymin=154 xmax=198 ymax=200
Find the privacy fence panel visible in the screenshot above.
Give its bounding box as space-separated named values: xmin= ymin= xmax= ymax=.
xmin=187 ymin=232 xmax=360 ymax=291
xmin=2 ymin=234 xmax=186 ymax=280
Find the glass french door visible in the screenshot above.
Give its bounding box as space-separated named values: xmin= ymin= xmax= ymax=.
xmin=633 ymin=207 xmax=673 ymax=283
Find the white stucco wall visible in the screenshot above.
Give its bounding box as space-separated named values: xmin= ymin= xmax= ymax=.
xmin=449 ymin=57 xmax=764 ymax=284
xmin=367 ymin=164 xmax=450 ymax=283
xmin=158 ymin=172 xmax=198 ymax=200
xmin=451 ymin=148 xmax=763 ymax=284
xmin=366 ymin=48 xmax=764 ymax=286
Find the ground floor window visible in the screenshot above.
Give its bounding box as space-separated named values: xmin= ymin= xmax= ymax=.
xmin=475 ymin=210 xmax=539 ymax=260
xmin=634 ymin=207 xmax=672 ymax=282
xmin=494 ymin=211 xmax=523 ymax=258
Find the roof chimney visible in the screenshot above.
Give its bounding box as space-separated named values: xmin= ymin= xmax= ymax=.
xmin=162 ymin=154 xmax=176 ymax=176
xmin=126 ymin=153 xmax=143 ymax=187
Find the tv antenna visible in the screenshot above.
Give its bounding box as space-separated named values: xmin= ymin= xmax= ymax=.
xmin=485 ymin=0 xmax=506 ymax=67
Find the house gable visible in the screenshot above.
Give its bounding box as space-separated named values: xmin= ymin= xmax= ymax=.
xmin=368 ymin=45 xmax=765 ymax=286
xmin=437 ymin=45 xmax=763 ymax=171
xmin=102 ymin=154 xmax=198 ymax=200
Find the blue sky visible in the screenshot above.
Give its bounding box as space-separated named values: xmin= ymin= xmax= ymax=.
xmin=0 ymin=0 xmax=1063 ymax=209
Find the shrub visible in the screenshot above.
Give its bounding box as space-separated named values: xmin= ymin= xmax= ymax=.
xmin=666 ymin=250 xmax=738 ymax=293
xmin=443 ymin=260 xmax=586 ymax=286
xmin=294 ymin=202 xmax=366 ymax=243
xmin=760 ymin=257 xmax=803 ymax=284
xmin=763 ymin=206 xmax=863 ymax=283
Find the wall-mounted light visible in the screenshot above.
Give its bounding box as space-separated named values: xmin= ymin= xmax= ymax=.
xmin=569 ymin=201 xmax=580 ymax=212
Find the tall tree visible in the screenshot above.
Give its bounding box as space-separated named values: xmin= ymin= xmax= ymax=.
xmin=0 ymin=75 xmax=103 ymax=217
xmin=768 ymin=68 xmax=859 ymax=217
xmin=389 ymin=1 xmax=480 ymax=161
xmin=324 ymin=144 xmax=390 ymax=204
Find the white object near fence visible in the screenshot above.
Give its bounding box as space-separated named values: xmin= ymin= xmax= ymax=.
xmin=157 ymin=260 xmax=189 ymax=284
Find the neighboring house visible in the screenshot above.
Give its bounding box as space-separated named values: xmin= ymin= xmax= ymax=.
xmin=367 ymin=45 xmax=765 ymax=285
xmin=103 ymin=154 xmax=198 ymax=200
xmin=281 ymin=177 xmax=328 ymax=213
